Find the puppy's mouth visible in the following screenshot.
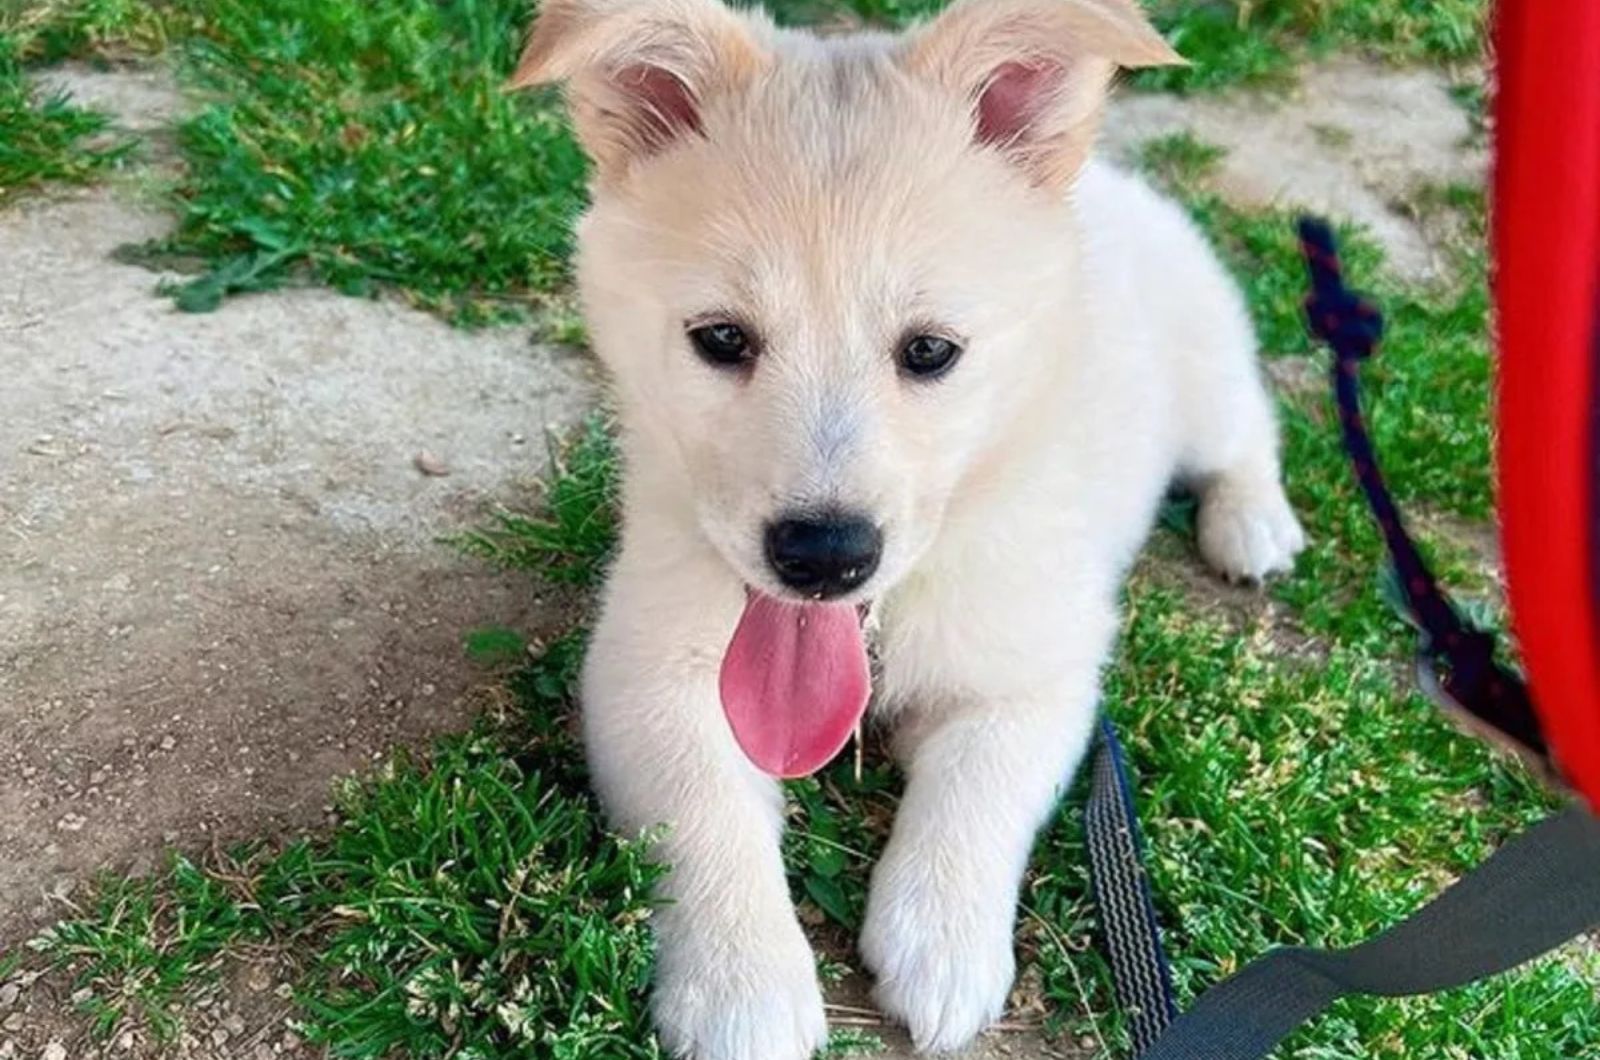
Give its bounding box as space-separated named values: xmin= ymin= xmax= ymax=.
xmin=718 ymin=589 xmax=872 ymax=778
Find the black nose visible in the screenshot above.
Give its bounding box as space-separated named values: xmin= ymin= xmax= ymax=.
xmin=764 ymin=514 xmax=883 ymax=599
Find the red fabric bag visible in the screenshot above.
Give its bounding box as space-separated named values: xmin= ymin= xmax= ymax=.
xmin=1495 ymin=0 xmax=1600 ymax=813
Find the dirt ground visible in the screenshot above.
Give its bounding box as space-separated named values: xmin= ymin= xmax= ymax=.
xmin=1102 ymin=56 xmax=1484 ymax=283
xmin=0 ymin=57 xmax=1482 ymax=1059
xmin=0 ymin=66 xmax=598 ymax=944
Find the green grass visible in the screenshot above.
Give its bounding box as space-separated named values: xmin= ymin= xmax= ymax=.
xmin=0 ymin=0 xmax=182 ymax=201
xmin=819 ymin=1028 xmax=887 ymax=1057
xmin=129 ymin=0 xmax=587 ymax=321
xmin=456 ymin=417 xmax=620 ymax=588
xmin=280 ymin=731 xmax=662 ymax=1058
xmin=25 ymin=858 xmax=274 ymax=1041
xmin=3 ymin=0 xmax=1486 ymax=315
xmin=1133 ymin=0 xmax=1484 ymax=93
xmin=1037 ymin=583 xmax=1586 ymax=1057
xmin=24 ymin=632 xmax=668 ymax=1058
xmin=0 ymin=6 xmax=131 ymax=202
xmin=3 ymin=0 xmax=171 ymax=62
xmin=0 ymin=0 xmax=589 ymax=319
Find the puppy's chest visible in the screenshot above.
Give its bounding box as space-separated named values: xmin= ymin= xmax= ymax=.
xmin=859 ymin=591 xmax=989 ymax=710
xmin=861 ymin=546 xmax=1112 ymax=710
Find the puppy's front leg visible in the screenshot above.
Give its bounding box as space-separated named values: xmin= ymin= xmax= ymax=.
xmin=861 ymin=622 xmax=1108 ymax=1053
xmin=584 ymin=542 xmax=825 ymax=1060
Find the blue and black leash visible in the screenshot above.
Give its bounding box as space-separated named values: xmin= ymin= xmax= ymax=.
xmin=1083 ymin=219 xmax=1599 ymax=1060
xmin=1298 ymin=217 xmax=1546 ymax=762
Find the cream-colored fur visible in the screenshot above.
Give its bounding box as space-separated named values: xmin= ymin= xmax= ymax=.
xmin=513 ymin=0 xmax=1304 ymax=1055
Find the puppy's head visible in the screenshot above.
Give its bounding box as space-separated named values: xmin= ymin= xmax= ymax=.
xmin=512 ymin=0 xmax=1177 ymax=602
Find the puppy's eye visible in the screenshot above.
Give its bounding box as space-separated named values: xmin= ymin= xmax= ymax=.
xmin=689 ymin=322 xmax=754 ymax=368
xmin=898 ymin=334 xmax=963 ymax=379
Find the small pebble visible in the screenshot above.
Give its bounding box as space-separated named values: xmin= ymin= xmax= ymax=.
xmin=412 ymin=451 xmax=450 ymax=477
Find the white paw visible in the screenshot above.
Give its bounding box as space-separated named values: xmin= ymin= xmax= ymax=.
xmin=860 ymin=858 xmax=1016 ymax=1053
xmin=1197 ymin=480 xmax=1306 ymax=583
xmin=652 ymin=917 xmax=827 ymax=1060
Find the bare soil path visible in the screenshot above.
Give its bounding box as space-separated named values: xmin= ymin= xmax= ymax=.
xmin=0 ymin=65 xmax=596 ymax=944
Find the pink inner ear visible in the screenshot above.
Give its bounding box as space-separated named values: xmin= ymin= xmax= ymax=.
xmin=618 ymin=63 xmax=702 ymax=149
xmin=976 ymin=60 xmax=1063 ymax=147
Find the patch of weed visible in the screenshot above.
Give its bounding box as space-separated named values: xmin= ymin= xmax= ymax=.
xmin=539 ymin=293 xmax=591 ymax=347
xmin=1448 ymin=78 xmax=1488 ymax=145
xmin=456 ymin=416 xmax=619 ymax=589
xmin=0 ymin=26 xmax=128 ymax=200
xmin=784 ymin=761 xmax=898 ymax=932
xmin=464 ymin=625 xmax=530 ymax=667
xmin=27 ymin=858 xmax=267 ymax=1041
xmin=1134 ymin=0 xmax=1486 ymax=94
xmin=147 ymin=0 xmax=587 ymax=320
xmin=27 ymin=634 xmax=663 ymax=1057
xmin=289 ymin=737 xmax=661 ymax=1059
xmin=759 ymin=0 xmax=939 ymax=27
xmin=0 ymin=0 xmax=184 ymax=200
xmin=3 ymin=0 xmax=171 ymax=63
xmin=821 ymin=1027 xmax=887 ymax=1057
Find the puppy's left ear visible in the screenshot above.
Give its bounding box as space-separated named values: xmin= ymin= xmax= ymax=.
xmin=900 ymin=0 xmax=1182 ymax=190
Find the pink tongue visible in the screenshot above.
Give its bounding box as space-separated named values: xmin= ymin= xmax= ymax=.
xmin=719 ymin=592 xmax=870 ymax=778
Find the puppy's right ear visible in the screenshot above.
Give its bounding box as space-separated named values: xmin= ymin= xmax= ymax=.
xmin=508 ymin=0 xmax=771 ymax=181
xmin=901 ymin=0 xmax=1182 ymax=190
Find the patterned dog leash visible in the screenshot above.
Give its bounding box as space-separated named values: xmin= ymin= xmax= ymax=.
xmin=1297 ymin=217 xmax=1548 ymax=765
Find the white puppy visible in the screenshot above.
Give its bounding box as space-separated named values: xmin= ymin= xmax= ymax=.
xmin=511 ymin=0 xmax=1303 ymax=1055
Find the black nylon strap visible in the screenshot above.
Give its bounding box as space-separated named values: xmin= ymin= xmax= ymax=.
xmin=1138 ymin=806 xmax=1600 ymax=1059
xmin=1086 ymin=717 xmax=1178 ymax=1053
